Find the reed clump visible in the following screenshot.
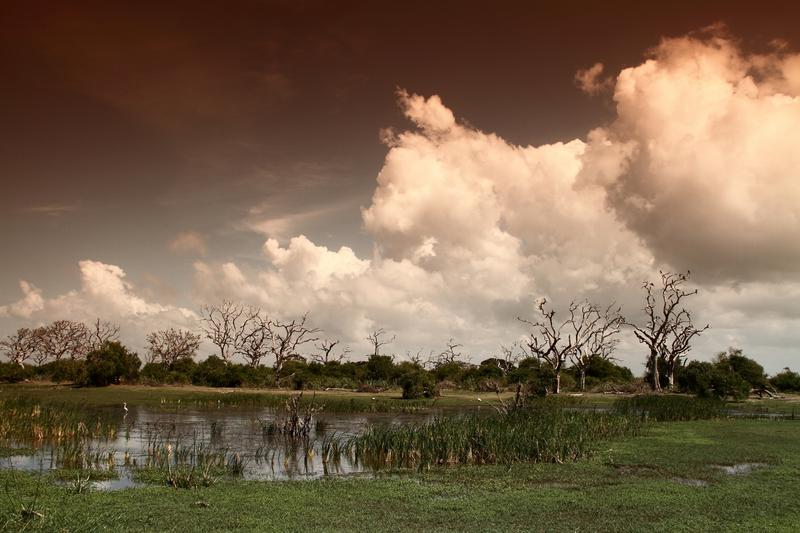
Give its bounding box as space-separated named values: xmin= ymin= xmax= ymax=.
xmin=612 ymin=395 xmax=726 ymax=421
xmin=0 ymin=398 xmax=116 ymax=445
xmin=327 ymin=406 xmax=642 ymax=469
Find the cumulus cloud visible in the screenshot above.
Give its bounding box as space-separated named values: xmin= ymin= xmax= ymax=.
xmin=0 ymin=281 xmax=45 ymax=318
xmin=581 ymin=29 xmax=800 ymax=282
xmin=193 ymin=91 xmax=655 ymax=360
xmin=169 ymin=231 xmax=207 ymax=256
xmin=4 ymin=28 xmax=800 ymax=372
xmin=0 ymin=261 xmax=197 ymax=350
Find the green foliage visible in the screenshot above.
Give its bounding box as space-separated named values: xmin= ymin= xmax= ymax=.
xmin=716 ymin=348 xmax=768 ymax=389
xmin=0 ymin=362 xmax=35 ymax=383
xmin=81 ymin=342 xmax=141 ymax=387
xmin=399 ymin=370 xmax=438 ymax=399
xmin=770 ymin=368 xmax=800 ymax=392
xmin=676 ymin=349 xmax=766 ymax=399
xmin=37 ymin=359 xmax=86 ymax=383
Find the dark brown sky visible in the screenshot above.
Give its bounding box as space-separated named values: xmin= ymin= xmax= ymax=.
xmin=2 ymin=1 xmax=800 ymax=369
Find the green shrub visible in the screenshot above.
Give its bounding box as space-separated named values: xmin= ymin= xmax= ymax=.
xmin=81 ymin=342 xmax=141 ymax=387
xmin=399 ymin=370 xmax=438 ymax=399
xmin=0 ymin=362 xmax=34 ymax=383
xmin=770 ymin=369 xmax=800 ymax=393
xmin=37 ymin=359 xmax=86 ymax=383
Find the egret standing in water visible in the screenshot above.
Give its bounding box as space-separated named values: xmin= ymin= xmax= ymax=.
xmin=123 ymin=402 xmax=128 ymax=414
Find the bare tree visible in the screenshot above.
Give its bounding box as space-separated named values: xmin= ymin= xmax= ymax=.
xmin=237 ymin=308 xmax=272 ymax=367
xmin=312 ymin=339 xmax=350 ymax=364
xmin=35 ymin=320 xmax=90 ymax=362
xmin=365 ymin=328 xmax=395 ymax=357
xmin=87 ymin=318 xmax=120 ymax=351
xmin=436 ymin=338 xmax=464 ymax=366
xmin=200 ymin=301 xmax=249 ymax=365
xmin=268 ymin=314 xmax=320 ymax=385
xmin=569 ymin=304 xmax=624 ymax=391
xmin=626 ymin=271 xmax=708 ymax=391
xmin=519 ymin=299 xmax=604 ymax=394
xmin=146 ymin=328 xmax=201 ymax=367
xmin=406 ymin=349 xmax=431 ymax=368
xmin=0 ymin=328 xmax=38 ymax=366
xmin=496 ymin=342 xmax=523 ymax=376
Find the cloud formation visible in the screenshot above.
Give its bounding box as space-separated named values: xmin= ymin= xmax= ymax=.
xmin=581 ymin=30 xmax=800 ymax=282
xmin=1 ymin=261 xmax=196 ymax=350
xmin=4 ymin=29 xmax=800 ymax=371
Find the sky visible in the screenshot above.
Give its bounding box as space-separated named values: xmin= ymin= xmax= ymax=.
xmin=2 ymin=0 xmax=800 ymax=373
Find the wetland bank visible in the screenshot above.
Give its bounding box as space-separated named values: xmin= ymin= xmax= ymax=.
xmin=1 ymin=385 xmax=799 ymax=531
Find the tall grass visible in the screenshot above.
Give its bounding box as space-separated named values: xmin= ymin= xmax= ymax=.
xmin=0 ymin=398 xmax=116 ymax=444
xmin=325 ymin=407 xmax=642 ymax=469
xmin=156 ymin=392 xmax=433 ymax=413
xmin=612 ymin=395 xmax=726 ymax=421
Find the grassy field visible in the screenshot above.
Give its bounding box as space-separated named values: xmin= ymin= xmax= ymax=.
xmin=1 ymin=419 xmax=798 ymax=531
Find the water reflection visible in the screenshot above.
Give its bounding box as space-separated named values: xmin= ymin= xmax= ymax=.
xmin=2 ymin=404 xmax=449 ymax=488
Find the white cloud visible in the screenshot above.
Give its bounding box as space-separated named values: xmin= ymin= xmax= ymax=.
xmin=4 ymin=28 xmax=800 ymax=373
xmin=0 ymin=281 xmax=45 ymax=318
xmin=581 ymin=30 xmax=800 ymax=283
xmin=0 ymin=261 xmax=197 ymax=352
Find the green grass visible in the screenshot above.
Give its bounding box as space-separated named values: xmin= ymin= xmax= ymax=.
xmin=337 ymin=407 xmax=641 ymax=468
xmin=1 ymin=419 xmax=798 ymax=531
xmin=613 ymin=394 xmax=726 ymax=421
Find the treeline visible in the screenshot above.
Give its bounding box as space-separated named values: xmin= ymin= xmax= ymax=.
xmin=0 ymin=338 xmax=635 ymax=398
xmin=1 ymin=271 xmax=798 ymax=398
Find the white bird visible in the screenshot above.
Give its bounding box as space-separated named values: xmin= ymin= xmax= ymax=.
xmin=123 ymin=402 xmax=129 ymax=413
xmin=477 ymin=398 xmax=482 ymax=402
xmin=371 ymin=397 xmax=377 ymax=401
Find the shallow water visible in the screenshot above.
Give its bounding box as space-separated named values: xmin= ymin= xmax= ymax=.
xmin=1 ymin=404 xmax=464 ymax=488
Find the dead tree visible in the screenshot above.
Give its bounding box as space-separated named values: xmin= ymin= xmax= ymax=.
xmin=365 ymin=328 xmax=395 ymax=358
xmin=35 ymin=320 xmax=90 ymax=362
xmin=146 ymin=328 xmax=201 ymax=367
xmin=87 ymin=319 xmax=120 ymax=351
xmin=519 ymin=300 xmax=602 ymax=394
xmin=312 ymin=339 xmax=350 ymax=364
xmin=570 ymin=304 xmax=624 ymax=391
xmin=626 ymin=271 xmax=708 ymax=391
xmin=436 ymin=338 xmax=464 ymax=366
xmin=660 ymin=312 xmax=708 ymax=390
xmin=237 ymin=308 xmax=272 ymax=367
xmin=200 ymin=301 xmax=249 ymax=365
xmin=496 ymin=342 xmax=523 ymax=376
xmin=268 ymin=314 xmax=320 ymax=385
xmin=0 ymin=328 xmax=38 ymax=366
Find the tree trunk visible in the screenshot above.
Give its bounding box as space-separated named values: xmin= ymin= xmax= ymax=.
xmin=554 ymin=372 xmax=561 ymax=394
xmin=580 ymin=368 xmax=586 ymax=391
xmin=651 ymin=350 xmax=662 ymax=392
xmin=667 ymin=371 xmax=675 ymax=390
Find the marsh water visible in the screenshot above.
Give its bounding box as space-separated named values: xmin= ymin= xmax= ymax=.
xmin=3 ymin=404 xmax=466 ymax=488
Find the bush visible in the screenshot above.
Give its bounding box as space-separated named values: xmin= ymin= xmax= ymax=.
xmin=0 ymin=362 xmax=34 ymax=383
xmin=81 ymin=342 xmax=141 ymax=387
xmin=193 ymin=356 xmax=241 ymax=387
xmin=399 ymin=370 xmax=438 ymax=399
xmin=38 ymin=359 xmax=86 ymax=383
xmin=770 ymin=369 xmax=800 ymax=393
xmin=677 ymin=360 xmax=750 ymax=399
